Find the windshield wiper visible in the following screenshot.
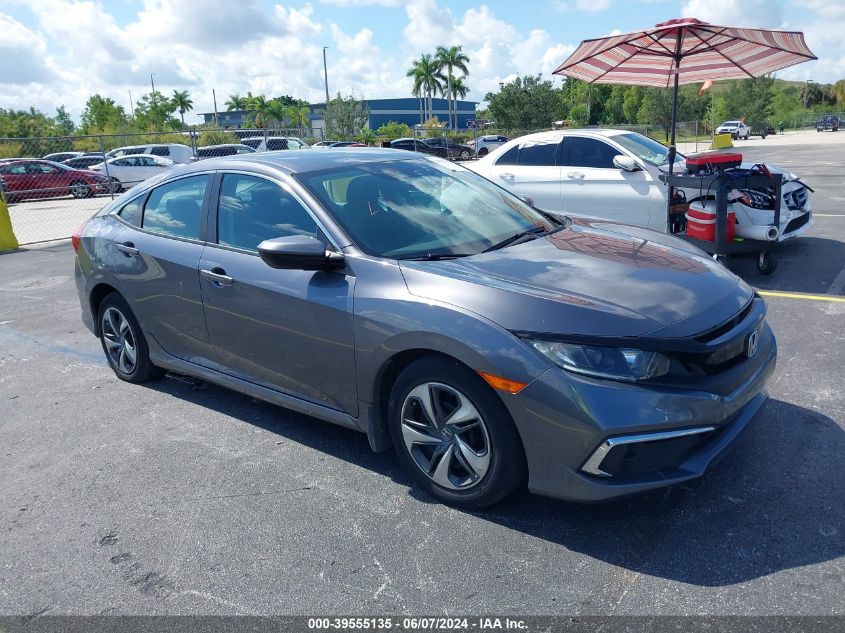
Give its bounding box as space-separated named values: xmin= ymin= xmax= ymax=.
xmin=400 ymin=253 xmax=474 ymax=261
xmin=482 ymin=226 xmax=551 ymax=253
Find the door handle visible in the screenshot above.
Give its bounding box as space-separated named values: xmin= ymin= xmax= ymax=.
xmin=200 ymin=267 xmax=234 ymax=287
xmin=115 ymin=242 xmax=139 ymax=256
xmin=499 ymin=172 xmax=514 ymax=181
xmin=567 ymin=172 xmax=585 ymax=179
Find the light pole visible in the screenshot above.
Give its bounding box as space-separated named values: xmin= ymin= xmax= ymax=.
xmin=322 ymin=47 xmax=331 ymax=137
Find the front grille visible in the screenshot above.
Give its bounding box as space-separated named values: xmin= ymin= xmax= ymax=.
xmin=784 ymin=212 xmax=810 ymax=234
xmin=694 ymin=299 xmax=755 ymax=344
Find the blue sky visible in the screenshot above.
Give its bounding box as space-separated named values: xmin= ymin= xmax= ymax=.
xmin=0 ymin=0 xmax=841 ymax=123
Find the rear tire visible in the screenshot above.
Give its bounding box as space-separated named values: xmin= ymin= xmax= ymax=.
xmin=478 ymin=147 xmax=488 ymax=157
xmin=388 ymin=357 xmax=526 ymax=508
xmin=97 ymin=293 xmax=163 ymax=383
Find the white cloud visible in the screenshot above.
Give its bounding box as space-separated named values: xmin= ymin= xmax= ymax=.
xmin=0 ymin=13 xmax=58 ymax=85
xmin=401 ymin=0 xmax=575 ymax=101
xmin=321 ymin=0 xmax=403 ymax=5
xmin=680 ymin=0 xmax=785 ymax=28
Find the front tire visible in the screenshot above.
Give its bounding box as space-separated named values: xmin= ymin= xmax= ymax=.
xmin=98 ymin=293 xmax=163 ymax=383
xmin=388 ymin=357 xmax=526 ymax=508
xmin=460 ymin=150 xmax=470 ymax=160
xmin=477 ymin=147 xmax=488 ymax=157
xmin=70 ymin=180 xmax=91 ymax=198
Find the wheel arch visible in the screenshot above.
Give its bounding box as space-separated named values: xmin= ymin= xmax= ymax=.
xmin=89 ymin=282 xmax=120 ymax=336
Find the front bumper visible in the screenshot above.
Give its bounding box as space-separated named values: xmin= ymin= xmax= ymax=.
xmin=501 ymin=333 xmax=776 ymax=502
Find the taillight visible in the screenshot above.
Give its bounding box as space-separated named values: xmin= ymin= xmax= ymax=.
xmin=71 ymin=222 xmax=86 ymax=253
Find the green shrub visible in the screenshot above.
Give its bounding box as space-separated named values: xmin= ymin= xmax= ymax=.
xmin=376 ymin=121 xmax=413 ymax=140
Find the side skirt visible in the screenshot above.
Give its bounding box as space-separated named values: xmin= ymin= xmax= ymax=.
xmin=146 ymin=336 xmax=365 ymax=434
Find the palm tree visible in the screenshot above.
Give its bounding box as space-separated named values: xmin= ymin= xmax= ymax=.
xmin=406 ymin=54 xmax=445 ymax=124
xmin=408 ymin=69 xmax=426 ymax=124
xmin=435 ymin=45 xmax=469 ymax=128
xmin=449 ymin=76 xmax=469 ymax=126
xmin=285 ymin=105 xmax=311 ymax=137
xmin=225 ymin=93 xmax=247 ymax=111
xmin=246 ymin=94 xmax=270 ymax=128
xmin=171 ymin=90 xmax=193 ymax=128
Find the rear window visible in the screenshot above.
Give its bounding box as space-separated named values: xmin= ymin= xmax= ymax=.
xmin=266 ymin=139 xmax=289 ymax=151
xmin=242 ymin=139 xmax=261 ymax=149
xmin=149 ymin=146 xmax=170 ymax=156
xmin=142 ymin=175 xmax=209 ymax=240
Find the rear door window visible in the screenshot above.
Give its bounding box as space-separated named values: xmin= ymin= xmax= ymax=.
xmin=117 ymin=197 xmax=144 ymax=227
xmin=142 ymin=175 xmax=209 ymax=240
xmin=266 ymin=139 xmax=289 ymax=151
xmin=518 ymin=141 xmax=560 ymax=167
xmin=563 ymin=137 xmax=620 ymax=169
xmin=150 ymin=146 xmax=171 ymax=156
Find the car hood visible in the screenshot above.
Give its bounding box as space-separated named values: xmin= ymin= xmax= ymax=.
xmin=399 ymin=220 xmax=753 ymax=338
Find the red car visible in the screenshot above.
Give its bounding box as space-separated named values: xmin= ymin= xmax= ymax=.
xmin=0 ymin=159 xmax=111 ymax=202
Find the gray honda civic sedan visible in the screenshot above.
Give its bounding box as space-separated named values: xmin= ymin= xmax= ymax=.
xmin=73 ymin=149 xmax=776 ymax=507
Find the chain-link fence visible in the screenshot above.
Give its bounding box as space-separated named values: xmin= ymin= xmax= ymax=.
xmin=0 ymin=128 xmax=306 ymax=245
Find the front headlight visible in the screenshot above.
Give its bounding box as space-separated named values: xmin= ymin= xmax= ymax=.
xmin=527 ymin=339 xmax=670 ymax=382
xmin=731 ymin=188 xmax=775 ymax=210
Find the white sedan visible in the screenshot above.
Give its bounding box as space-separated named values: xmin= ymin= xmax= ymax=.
xmin=90 ymin=154 xmax=175 ymax=191
xmin=467 ymin=128 xmax=812 ymax=242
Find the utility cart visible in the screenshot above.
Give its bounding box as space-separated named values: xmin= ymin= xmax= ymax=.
xmin=660 ymin=169 xmax=783 ymax=275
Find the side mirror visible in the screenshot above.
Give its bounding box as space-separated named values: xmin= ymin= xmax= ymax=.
xmin=518 ymin=194 xmax=535 ymax=207
xmin=613 ymin=155 xmax=641 ymax=172
xmin=257 ymin=235 xmax=344 ymax=271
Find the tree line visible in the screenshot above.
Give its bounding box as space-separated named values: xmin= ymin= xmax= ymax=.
xmin=483 ymin=76 xmax=845 ymax=136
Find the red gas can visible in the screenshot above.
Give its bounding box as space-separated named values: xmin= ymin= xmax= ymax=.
xmin=685 ymin=201 xmax=736 ymax=242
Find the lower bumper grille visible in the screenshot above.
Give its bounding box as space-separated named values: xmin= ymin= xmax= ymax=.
xmin=581 ymin=426 xmax=719 ymax=478
xmin=784 ymin=212 xmax=810 ymax=234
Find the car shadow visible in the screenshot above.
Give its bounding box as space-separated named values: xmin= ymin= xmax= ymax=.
xmin=143 ymin=377 xmax=844 ymax=588
xmin=722 ymin=236 xmax=845 ymax=294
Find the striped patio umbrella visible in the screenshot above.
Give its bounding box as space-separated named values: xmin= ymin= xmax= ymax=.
xmin=552 ymin=18 xmax=816 ymax=181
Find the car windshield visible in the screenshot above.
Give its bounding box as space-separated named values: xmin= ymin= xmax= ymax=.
xmin=297 ymin=158 xmax=558 ymax=259
xmin=722 ymin=121 xmax=739 ymax=127
xmin=612 ymin=133 xmax=684 ymax=167
xmin=242 ymin=139 xmax=262 ymax=149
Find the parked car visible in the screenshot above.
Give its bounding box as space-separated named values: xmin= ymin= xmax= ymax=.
xmin=384 ymin=138 xmax=448 ymax=158
xmin=89 ymin=154 xmax=175 ymax=191
xmin=241 ymin=137 xmax=309 ymax=152
xmin=816 ymin=115 xmax=840 ymax=132
xmin=107 ymin=143 xmax=195 ymax=164
xmin=0 ymin=159 xmax=110 ymax=201
xmin=195 ymin=144 xmax=257 ymax=160
xmin=467 ymin=129 xmax=813 ymax=242
xmin=73 ymin=149 xmax=776 ymax=507
xmin=423 ymin=137 xmax=473 ymax=160
xmin=63 ymin=155 xmax=108 ymax=170
xmin=312 ymin=141 xmax=366 ymax=148
xmin=43 ymin=151 xmax=83 ymax=163
xmin=0 ymin=175 xmax=6 ymax=201
xmin=715 ymin=120 xmax=750 ymax=140
xmin=467 ymin=134 xmax=509 ymax=157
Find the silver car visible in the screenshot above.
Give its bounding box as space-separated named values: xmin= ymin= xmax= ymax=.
xmin=73 ymin=149 xmax=776 ymax=507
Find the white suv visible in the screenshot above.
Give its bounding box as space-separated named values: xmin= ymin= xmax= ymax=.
xmin=241 ymin=136 xmax=308 ymax=152
xmin=106 ymin=143 xmax=195 ymax=164
xmin=715 ymin=120 xmax=750 ymax=140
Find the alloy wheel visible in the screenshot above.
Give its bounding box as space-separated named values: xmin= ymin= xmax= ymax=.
xmin=71 ymin=181 xmax=90 ymax=198
xmin=400 ymin=382 xmax=492 ymax=490
xmin=101 ymin=306 xmax=138 ymax=375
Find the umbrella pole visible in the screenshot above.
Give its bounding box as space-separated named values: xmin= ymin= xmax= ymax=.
xmin=666 ymin=50 xmax=681 ymax=234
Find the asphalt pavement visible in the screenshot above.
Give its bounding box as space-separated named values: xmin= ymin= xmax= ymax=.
xmin=0 ymin=140 xmax=843 ymax=618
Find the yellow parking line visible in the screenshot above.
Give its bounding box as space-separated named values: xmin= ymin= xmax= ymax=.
xmin=758 ymin=290 xmax=845 ymax=303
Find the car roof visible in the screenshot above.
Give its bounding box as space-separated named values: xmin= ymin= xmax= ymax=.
xmin=109 ymin=154 xmax=168 ymax=160
xmin=168 ymin=148 xmax=421 ymax=176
